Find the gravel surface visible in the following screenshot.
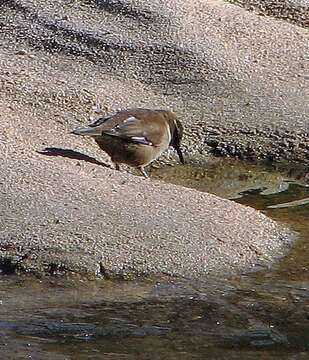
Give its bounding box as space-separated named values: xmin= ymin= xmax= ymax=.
xmin=227 ymin=0 xmax=309 ymax=27
xmin=0 ymin=0 xmax=304 ymax=277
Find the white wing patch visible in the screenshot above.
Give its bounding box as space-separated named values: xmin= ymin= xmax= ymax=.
xmin=131 ymin=136 xmax=153 ymax=146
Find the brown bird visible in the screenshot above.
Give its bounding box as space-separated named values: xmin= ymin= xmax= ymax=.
xmin=71 ymin=108 xmax=185 ymax=177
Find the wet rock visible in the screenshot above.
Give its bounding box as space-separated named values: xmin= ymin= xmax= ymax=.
xmin=226 ymin=327 xmax=289 ymax=348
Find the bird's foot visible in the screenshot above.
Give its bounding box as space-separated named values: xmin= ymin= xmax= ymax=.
xmin=138 ymin=166 xmax=149 ymax=178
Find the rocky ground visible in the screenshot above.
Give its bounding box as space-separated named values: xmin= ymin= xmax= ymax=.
xmin=228 ymin=0 xmax=308 ymax=27
xmin=1 ymin=0 xmax=308 ymax=160
xmin=0 ymin=0 xmax=306 ymax=278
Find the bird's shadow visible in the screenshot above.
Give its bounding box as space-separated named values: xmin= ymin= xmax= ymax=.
xmin=37 ymin=147 xmax=110 ymax=167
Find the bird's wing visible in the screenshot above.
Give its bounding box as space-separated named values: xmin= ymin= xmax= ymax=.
xmin=102 ymin=116 xmax=155 ymax=146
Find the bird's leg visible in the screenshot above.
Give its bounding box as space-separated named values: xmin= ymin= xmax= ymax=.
xmin=138 ymin=166 xmax=149 ymax=178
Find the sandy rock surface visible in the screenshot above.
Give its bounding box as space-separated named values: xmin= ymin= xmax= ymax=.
xmin=1 ymin=0 xmax=308 ymax=160
xmin=0 ymin=0 xmax=304 ymax=277
xmin=0 ymin=101 xmax=290 ymax=277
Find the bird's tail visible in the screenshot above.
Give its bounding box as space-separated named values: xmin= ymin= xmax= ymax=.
xmin=71 ymin=126 xmax=102 ymax=137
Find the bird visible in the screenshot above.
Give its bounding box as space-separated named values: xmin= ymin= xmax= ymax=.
xmin=71 ymin=108 xmax=185 ymax=177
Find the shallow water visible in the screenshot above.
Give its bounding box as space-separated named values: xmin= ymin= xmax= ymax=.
xmin=1 ymin=159 xmax=308 ymax=359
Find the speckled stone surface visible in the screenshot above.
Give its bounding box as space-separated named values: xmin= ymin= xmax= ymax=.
xmin=0 ymin=0 xmax=303 ymax=278
xmin=0 ymin=0 xmax=308 ymax=161
xmin=0 ymin=102 xmax=291 ymax=278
